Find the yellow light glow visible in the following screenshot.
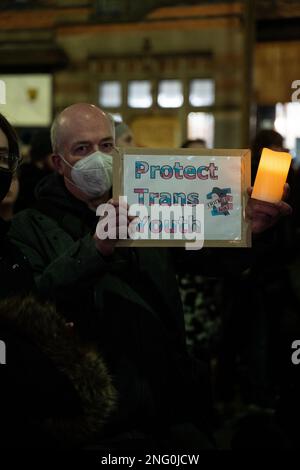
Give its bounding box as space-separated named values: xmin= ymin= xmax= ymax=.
xmin=252 ymin=147 xmax=292 ymax=203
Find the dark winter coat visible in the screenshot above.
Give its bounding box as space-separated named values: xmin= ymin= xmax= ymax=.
xmin=0 ymin=218 xmax=33 ymax=299
xmin=0 ymin=296 xmax=116 ymax=448
xmin=9 ymin=174 xmax=212 ymax=441
xmin=0 ymin=218 xmax=116 ymax=448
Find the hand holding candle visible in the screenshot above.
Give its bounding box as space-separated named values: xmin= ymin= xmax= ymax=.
xmin=251 ymin=147 xmax=292 ymax=203
xmin=247 ymin=147 xmax=292 ymax=234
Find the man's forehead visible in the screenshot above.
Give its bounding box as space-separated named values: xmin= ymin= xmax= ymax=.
xmin=67 ymin=113 xmax=111 ymax=130
xmin=65 ymin=121 xmax=113 ymax=145
xmin=70 ymin=136 xmax=112 ymax=147
xmin=68 ymin=130 xmax=113 ymax=145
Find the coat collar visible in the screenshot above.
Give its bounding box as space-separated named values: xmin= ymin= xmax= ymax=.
xmin=36 ymin=173 xmax=98 ymax=233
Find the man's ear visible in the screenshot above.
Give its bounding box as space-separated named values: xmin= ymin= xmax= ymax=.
xmin=52 ymin=154 xmax=64 ymax=175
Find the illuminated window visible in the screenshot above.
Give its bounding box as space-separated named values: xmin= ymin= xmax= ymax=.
xmin=189 ymin=79 xmax=215 ymax=107
xmin=158 ymin=80 xmax=183 ymax=108
xmin=128 ymin=81 xmax=152 ymax=108
xmin=99 ymin=81 xmax=122 ymax=108
xmin=187 ymin=112 xmax=214 ymax=148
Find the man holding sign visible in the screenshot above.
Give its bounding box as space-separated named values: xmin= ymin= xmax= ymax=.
xmin=9 ymin=103 xmax=292 ymax=449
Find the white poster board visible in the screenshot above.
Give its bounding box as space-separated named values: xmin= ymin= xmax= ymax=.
xmin=113 ymin=148 xmax=251 ymax=248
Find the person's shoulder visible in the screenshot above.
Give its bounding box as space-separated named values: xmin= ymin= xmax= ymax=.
xmin=9 ymin=208 xmax=58 ymax=240
xmin=12 ymin=207 xmax=53 ymax=225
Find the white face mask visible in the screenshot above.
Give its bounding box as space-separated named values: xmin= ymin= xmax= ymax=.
xmin=60 ymin=150 xmax=113 ymax=198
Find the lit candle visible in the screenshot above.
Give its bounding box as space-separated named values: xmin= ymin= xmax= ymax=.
xmin=252 ymin=147 xmax=292 ymax=203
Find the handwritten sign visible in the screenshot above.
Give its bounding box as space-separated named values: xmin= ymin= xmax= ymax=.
xmin=113 ymin=148 xmax=251 ymax=248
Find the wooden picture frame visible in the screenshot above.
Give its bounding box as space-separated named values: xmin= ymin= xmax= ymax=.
xmin=113 ymin=148 xmax=251 ymax=248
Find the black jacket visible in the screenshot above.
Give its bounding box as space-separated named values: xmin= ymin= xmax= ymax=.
xmin=0 ymin=220 xmax=116 ymax=448
xmin=9 ymin=174 xmax=213 ymax=444
xmin=0 ymin=218 xmax=33 ymax=299
xmin=0 ymin=296 xmax=116 ymax=449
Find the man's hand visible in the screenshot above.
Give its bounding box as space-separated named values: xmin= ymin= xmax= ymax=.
xmin=94 ymin=199 xmax=135 ymax=256
xmin=246 ymin=183 xmax=292 ymax=234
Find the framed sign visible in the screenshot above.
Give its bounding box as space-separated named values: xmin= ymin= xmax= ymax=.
xmin=113 ymin=148 xmax=251 ymax=248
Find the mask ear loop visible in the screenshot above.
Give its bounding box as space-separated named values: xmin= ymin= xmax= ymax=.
xmin=59 ymin=154 xmax=74 ymax=170
xmin=58 ymin=154 xmax=83 ymax=191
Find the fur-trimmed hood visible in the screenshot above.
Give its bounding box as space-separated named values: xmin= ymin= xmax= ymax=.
xmin=0 ymin=296 xmax=117 ymax=447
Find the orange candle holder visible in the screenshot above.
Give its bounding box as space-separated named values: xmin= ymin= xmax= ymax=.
xmin=252 ymin=147 xmax=292 ymax=203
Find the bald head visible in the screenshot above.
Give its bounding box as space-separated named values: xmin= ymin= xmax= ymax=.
xmin=51 ymin=103 xmax=114 ymax=154
xmin=51 ymin=103 xmax=116 ymax=205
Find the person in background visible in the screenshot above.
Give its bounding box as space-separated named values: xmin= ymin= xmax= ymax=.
xmin=15 ymin=128 xmax=53 ymax=212
xmin=215 ymin=128 xmax=296 ymax=414
xmin=0 ymin=113 xmax=31 ymax=299
xmin=115 ymin=121 xmax=136 ymax=147
xmin=182 ymin=138 xmax=207 ymax=149
xmin=0 ymin=295 xmax=116 ymax=449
